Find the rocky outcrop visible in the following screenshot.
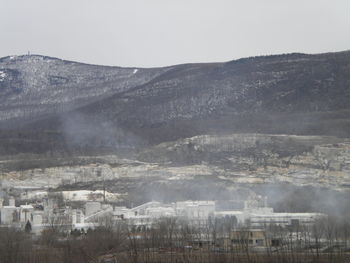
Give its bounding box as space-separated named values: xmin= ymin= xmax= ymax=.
xmin=2 ymin=134 xmax=350 ymax=193
xmin=138 ymin=134 xmax=350 ymax=190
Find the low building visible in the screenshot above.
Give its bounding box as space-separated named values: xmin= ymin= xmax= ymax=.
xmin=248 ymin=212 xmax=324 ymax=228
xmin=0 ymin=206 xmax=20 ymax=225
xmin=20 ymin=205 xmax=34 ymax=223
xmin=231 ymin=229 xmax=269 ymax=247
xmin=215 ymin=195 xmax=325 ymax=228
xmin=85 ymin=201 xmax=102 ymax=216
xmin=175 ymin=201 xmax=215 ymax=219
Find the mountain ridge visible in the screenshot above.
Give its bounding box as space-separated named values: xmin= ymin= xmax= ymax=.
xmin=1 ymin=50 xmax=350 ymax=156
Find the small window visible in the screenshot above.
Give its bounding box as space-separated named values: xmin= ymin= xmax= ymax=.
xmin=271 ymin=239 xmax=280 ymax=247
xmin=232 ymin=239 xmax=240 ymax=244
xmin=256 ymin=239 xmax=264 ymax=246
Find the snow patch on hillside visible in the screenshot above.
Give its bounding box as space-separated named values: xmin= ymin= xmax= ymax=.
xmin=0 ymin=71 xmax=6 ymax=82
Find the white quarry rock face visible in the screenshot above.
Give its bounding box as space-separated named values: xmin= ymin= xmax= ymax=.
xmin=1 ymin=136 xmax=350 ymax=197
xmin=1 ymin=148 xmax=350 ymax=194
xmin=61 ymin=190 xmax=121 ymax=202
xmin=19 ymin=189 xmax=121 ymax=202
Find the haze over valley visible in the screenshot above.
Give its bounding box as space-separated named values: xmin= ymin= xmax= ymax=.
xmin=1 ymin=52 xmax=350 ymax=216
xmin=2 ymin=1 xmax=350 ymax=262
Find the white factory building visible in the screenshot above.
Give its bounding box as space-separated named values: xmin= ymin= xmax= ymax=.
xmin=109 ymin=201 xmax=216 ymax=229
xmin=0 ymin=197 xmax=43 ymax=232
xmin=1 ymin=195 xmax=326 ymax=234
xmin=83 ymin=197 xmax=325 ymax=230
xmin=0 ymin=197 xmax=86 ymax=234
xmin=89 ymin=197 xmax=323 ymax=230
xmin=214 ymin=195 xmax=325 ymax=228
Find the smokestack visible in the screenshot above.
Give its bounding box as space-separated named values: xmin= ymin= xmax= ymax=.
xmin=103 ymin=178 xmax=106 ymax=203
xmin=72 ymin=210 xmax=77 ymax=225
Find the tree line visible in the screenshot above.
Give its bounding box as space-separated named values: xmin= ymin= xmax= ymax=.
xmin=1 ymin=215 xmax=350 ymax=263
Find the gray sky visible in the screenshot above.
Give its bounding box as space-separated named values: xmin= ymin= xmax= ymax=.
xmin=1 ymin=0 xmax=350 ymax=67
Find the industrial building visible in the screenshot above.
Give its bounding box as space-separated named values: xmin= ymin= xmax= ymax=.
xmin=0 ymin=194 xmax=326 ymax=235
xmin=0 ymin=197 xmax=85 ymax=234
xmin=215 ymin=195 xmax=325 ymax=228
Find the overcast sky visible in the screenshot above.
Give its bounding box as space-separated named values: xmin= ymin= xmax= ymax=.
xmin=1 ymin=0 xmax=350 ymax=67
